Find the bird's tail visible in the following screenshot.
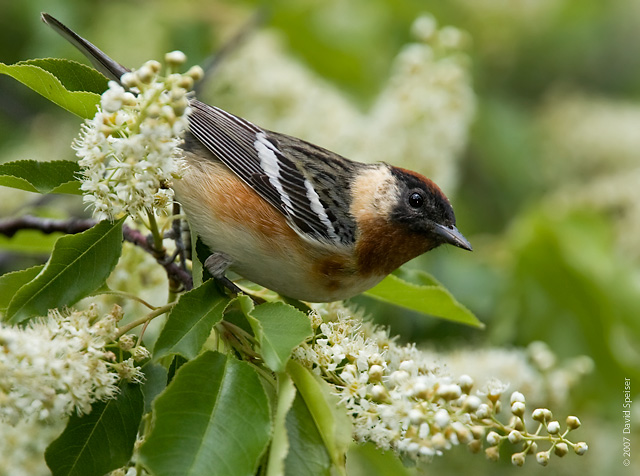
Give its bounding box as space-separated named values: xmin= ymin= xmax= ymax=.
xmin=41 ymin=13 xmax=129 ymax=82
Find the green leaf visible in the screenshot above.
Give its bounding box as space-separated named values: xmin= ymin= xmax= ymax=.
xmin=0 ymin=58 xmax=105 ymax=118
xmin=247 ymin=302 xmax=313 ymax=373
xmin=139 ymin=351 xmax=272 ymax=476
xmin=0 ymin=230 xmax=62 ymax=254
xmin=364 ymin=270 xmax=484 ymax=328
xmin=0 ymin=160 xmax=81 ymax=195
xmin=284 ymin=393 xmax=332 ymax=476
xmin=346 ymin=442 xmax=413 ymax=476
xmin=141 ymin=362 xmax=168 ymax=414
xmin=44 ymin=382 xmax=144 ymax=476
xmin=6 ymin=218 xmax=125 ymax=324
xmin=287 ymin=360 xmax=351 ymax=476
xmin=153 ymin=280 xmax=228 ymax=360
xmin=266 ymin=374 xmax=298 ymax=476
xmin=0 ymin=265 xmax=44 ymax=310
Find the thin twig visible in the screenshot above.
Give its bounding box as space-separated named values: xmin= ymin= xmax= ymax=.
xmin=115 ymin=301 xmax=176 ymax=339
xmin=0 ymin=215 xmax=193 ymax=290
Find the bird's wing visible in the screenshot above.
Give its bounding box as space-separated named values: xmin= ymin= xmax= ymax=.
xmin=189 ymin=100 xmax=356 ymax=245
xmin=42 ymin=13 xmax=356 ymax=245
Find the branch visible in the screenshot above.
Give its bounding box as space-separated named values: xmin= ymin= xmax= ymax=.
xmin=0 ymin=215 xmax=193 ymax=290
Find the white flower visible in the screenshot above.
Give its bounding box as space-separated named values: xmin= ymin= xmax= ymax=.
xmin=0 ymin=306 xmax=128 ymax=424
xmin=74 ymin=54 xmax=197 ymax=221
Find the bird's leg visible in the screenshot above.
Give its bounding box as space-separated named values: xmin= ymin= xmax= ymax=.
xmin=204 ymin=252 xmax=243 ymax=295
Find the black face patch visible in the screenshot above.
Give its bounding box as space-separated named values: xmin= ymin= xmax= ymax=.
xmin=389 ymin=167 xmax=456 ymax=235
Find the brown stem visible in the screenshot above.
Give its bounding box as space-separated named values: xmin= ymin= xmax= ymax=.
xmin=0 ymin=215 xmax=193 ymax=290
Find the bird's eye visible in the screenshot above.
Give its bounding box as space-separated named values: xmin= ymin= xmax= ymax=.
xmin=408 ymin=192 xmax=424 ymax=208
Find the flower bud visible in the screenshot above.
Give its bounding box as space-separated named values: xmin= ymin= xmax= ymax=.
xmin=165 ymin=50 xmax=187 ymax=66
xmin=535 ymin=451 xmax=549 ymax=466
xmin=371 ymin=384 xmax=388 ymax=402
xmin=511 ymin=452 xmax=525 ymax=467
xmin=121 ymin=72 xmax=137 ymax=88
xmin=458 ymin=374 xmax=474 ymax=393
xmin=177 ymin=76 xmax=194 ymax=91
xmin=511 ymin=402 xmax=525 ymax=417
xmin=486 ymin=431 xmax=501 ymax=446
xmin=409 ymin=409 xmax=424 ymax=425
xmin=508 ymin=430 xmax=523 ymax=444
xmin=566 ymin=415 xmax=581 ymax=430
xmin=470 ymin=426 xmax=485 ymax=440
xmin=485 ymin=446 xmax=500 ymax=461
xmin=434 ymin=408 xmax=450 ymax=428
xmin=137 ymin=64 xmax=155 ymax=83
xmin=554 ymin=442 xmax=569 ymax=457
xmin=547 ymin=420 xmax=560 ymax=434
xmin=510 ymin=391 xmax=525 ymax=405
xmin=368 ymin=364 xmax=384 ymax=382
xmin=532 ymin=408 xmax=548 ymax=422
xmin=463 ymin=395 xmax=481 ymax=412
xmin=437 ymin=383 xmax=462 ymax=401
xmin=574 ymin=442 xmax=588 ymax=455
xmin=118 ymin=334 xmax=135 ymax=351
xmin=476 ymin=403 xmax=491 ymax=419
xmin=399 ymin=359 xmax=415 ymax=373
xmin=187 ymin=65 xmax=205 ymax=82
xmin=452 ymin=421 xmax=472 ymax=444
xmin=468 ymin=439 xmax=482 ymax=453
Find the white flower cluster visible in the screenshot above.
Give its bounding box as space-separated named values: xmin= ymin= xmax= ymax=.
xmin=538 ymin=91 xmax=640 ymax=260
xmin=0 ymin=417 xmax=65 ymax=476
xmin=74 ymin=52 xmax=203 ymax=220
xmin=0 ymin=305 xmax=144 ymax=425
xmin=294 ymin=303 xmax=588 ymax=465
xmin=294 ymin=305 xmax=483 ymax=460
xmin=206 ymin=15 xmax=474 ymax=192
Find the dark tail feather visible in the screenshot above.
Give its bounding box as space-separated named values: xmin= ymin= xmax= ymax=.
xmin=41 ymin=13 xmax=129 ymax=82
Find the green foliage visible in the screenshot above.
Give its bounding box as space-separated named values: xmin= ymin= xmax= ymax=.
xmin=493 ymin=210 xmax=640 ymax=410
xmin=0 ymin=264 xmax=44 ymax=310
xmin=139 ymin=351 xmax=272 ymax=476
xmin=153 ymin=279 xmax=228 ymax=360
xmin=0 ymin=58 xmax=105 ymax=118
xmin=365 ymin=270 xmax=483 ymax=328
xmin=0 ymin=160 xmax=81 ymax=195
xmin=245 ymin=300 xmax=313 ymax=373
xmin=0 ymin=230 xmax=63 ymax=254
xmin=5 ymin=218 xmax=125 ymax=324
xmin=283 ymin=393 xmax=333 ymax=476
xmin=45 ymin=382 xmax=144 ymax=476
xmin=288 ymin=360 xmax=352 ymax=476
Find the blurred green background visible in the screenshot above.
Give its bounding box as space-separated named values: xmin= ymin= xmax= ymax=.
xmin=1 ymin=0 xmax=639 ymax=474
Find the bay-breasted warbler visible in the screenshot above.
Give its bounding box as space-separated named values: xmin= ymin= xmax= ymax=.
xmin=43 ymin=13 xmax=472 ymax=302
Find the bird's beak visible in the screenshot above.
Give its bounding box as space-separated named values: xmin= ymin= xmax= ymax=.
xmin=434 ymin=224 xmax=472 ymax=251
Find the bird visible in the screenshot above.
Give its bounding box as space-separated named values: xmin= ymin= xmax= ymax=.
xmin=41 ymin=13 xmax=472 ymax=303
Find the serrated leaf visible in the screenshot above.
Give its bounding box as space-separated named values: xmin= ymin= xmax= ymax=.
xmin=6 ymin=218 xmax=124 ymax=324
xmin=44 ymin=382 xmax=144 ymax=476
xmin=139 ymin=351 xmax=272 ymax=476
xmin=247 ymin=302 xmax=312 ymax=373
xmin=364 ymin=271 xmax=484 ymax=328
xmin=0 ymin=265 xmax=44 ymax=310
xmin=284 ymin=393 xmax=332 ymax=476
xmin=266 ymin=374 xmax=297 ymax=476
xmin=0 ymin=58 xmax=105 ymax=118
xmin=287 ymin=360 xmax=351 ymax=476
xmin=0 ymin=160 xmax=81 ymax=194
xmin=153 ymin=280 xmax=228 ymax=360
